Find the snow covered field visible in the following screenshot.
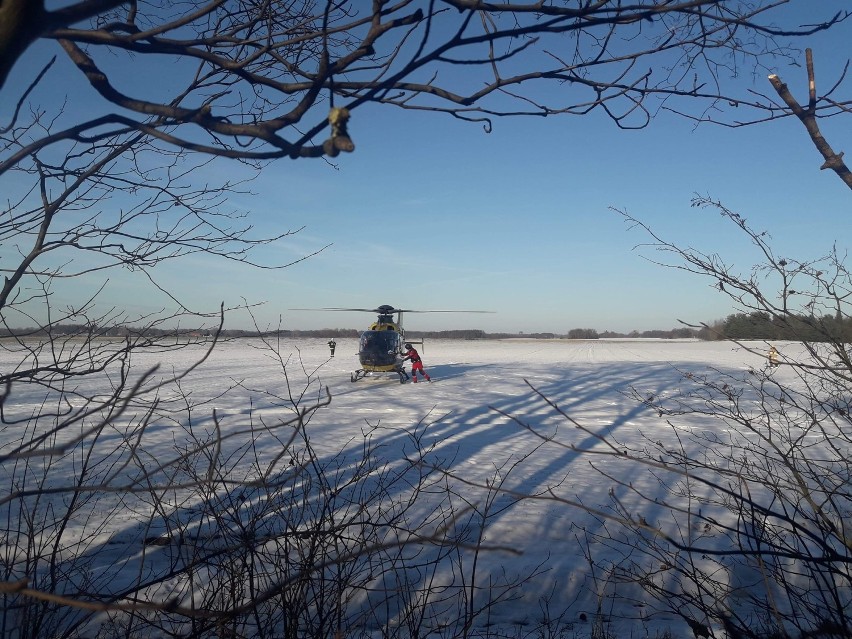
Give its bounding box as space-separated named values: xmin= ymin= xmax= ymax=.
xmin=1 ymin=337 xmax=809 ymax=637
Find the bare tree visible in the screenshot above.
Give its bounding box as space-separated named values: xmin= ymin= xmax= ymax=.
xmin=2 ymin=2 xmax=851 ymax=636
xmin=767 ymin=49 xmax=852 ymax=189
xmin=669 ymin=44 xmax=852 ymax=190
xmin=2 ymin=1 xmax=847 ymax=165
xmin=492 ymin=200 xmax=852 ymax=638
xmin=2 ymin=326 xmax=554 ymax=638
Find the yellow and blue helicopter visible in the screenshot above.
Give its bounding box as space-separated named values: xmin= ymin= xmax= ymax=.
xmin=349 ymin=304 xmax=413 ymax=382
xmin=293 ymin=304 xmax=488 ymax=383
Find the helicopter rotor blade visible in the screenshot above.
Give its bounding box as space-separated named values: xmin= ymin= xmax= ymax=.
xmin=289 ymin=307 xmax=382 ymax=313
xmin=289 ymin=307 xmax=494 ymax=314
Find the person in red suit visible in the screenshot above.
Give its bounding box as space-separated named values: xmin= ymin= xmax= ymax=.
xmin=401 ymin=343 xmax=431 ymax=382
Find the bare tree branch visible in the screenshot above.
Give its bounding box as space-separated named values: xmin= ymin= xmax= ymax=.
xmin=768 ymin=48 xmax=852 ymax=189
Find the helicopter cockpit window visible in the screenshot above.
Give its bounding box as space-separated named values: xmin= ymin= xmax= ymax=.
xmin=360 ymin=330 xmax=398 ymax=352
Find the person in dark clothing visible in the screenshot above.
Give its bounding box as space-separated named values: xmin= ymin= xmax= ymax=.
xmin=328 ymin=338 xmax=336 ymax=357
xmin=401 ymin=342 xmax=430 ymax=382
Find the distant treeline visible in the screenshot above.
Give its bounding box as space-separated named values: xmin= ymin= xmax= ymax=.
xmin=4 ymin=313 xmax=848 ymax=341
xmin=0 ymin=325 xmax=698 ymax=340
xmin=0 ymin=325 xmax=361 ymax=339
xmin=409 ymin=328 xmax=698 ymax=340
xmin=703 ymin=311 xmax=852 ymax=342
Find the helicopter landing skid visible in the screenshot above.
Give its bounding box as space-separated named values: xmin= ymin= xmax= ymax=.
xmin=351 ymin=369 xmax=409 ymax=384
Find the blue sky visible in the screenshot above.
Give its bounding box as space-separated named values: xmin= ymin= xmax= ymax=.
xmin=237 ymin=100 xmax=850 ymax=334
xmin=4 ymin=3 xmax=851 ymax=335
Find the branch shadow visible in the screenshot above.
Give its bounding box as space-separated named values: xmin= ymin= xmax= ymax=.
xmin=13 ymin=343 xmax=749 ymax=637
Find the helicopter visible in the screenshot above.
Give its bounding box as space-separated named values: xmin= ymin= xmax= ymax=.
xmin=291 ymin=304 xmax=489 ymax=383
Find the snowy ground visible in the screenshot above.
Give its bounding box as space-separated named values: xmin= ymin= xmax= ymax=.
xmin=2 ymin=337 xmax=802 ymax=637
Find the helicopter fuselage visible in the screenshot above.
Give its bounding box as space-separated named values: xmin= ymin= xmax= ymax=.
xmin=357 ymin=320 xmax=403 ymax=372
